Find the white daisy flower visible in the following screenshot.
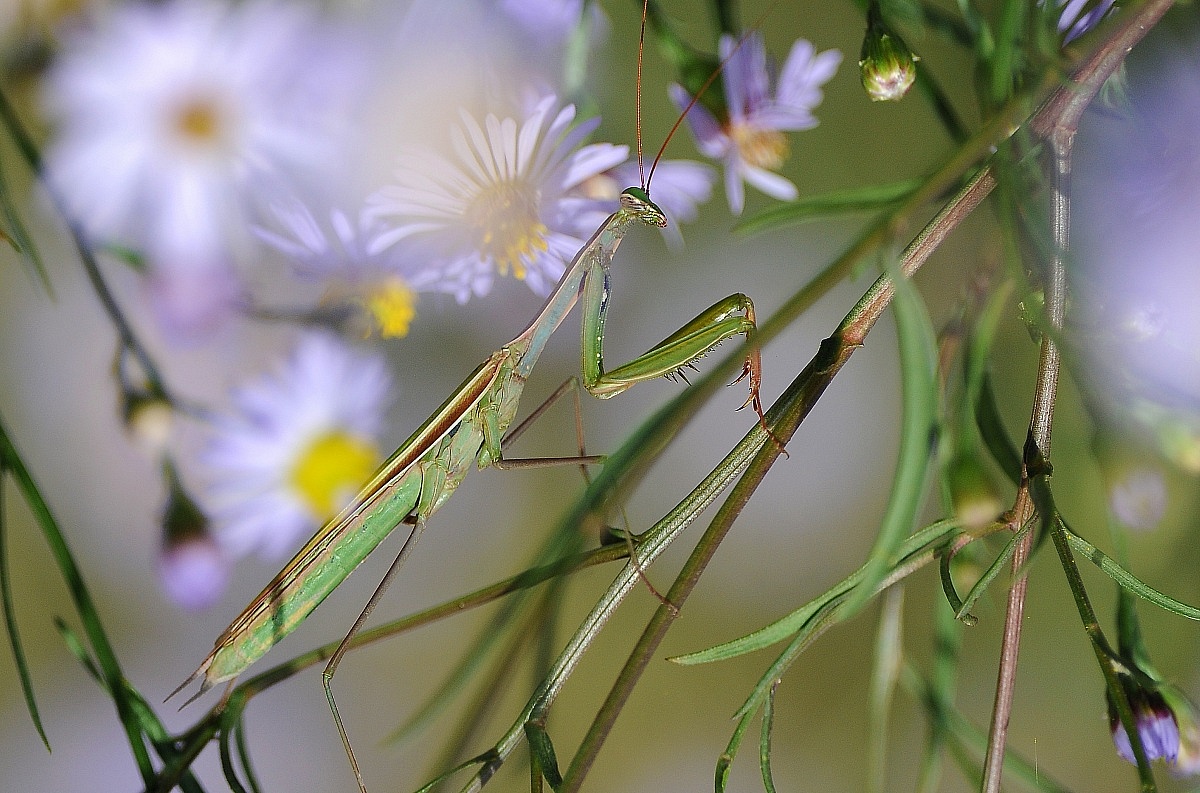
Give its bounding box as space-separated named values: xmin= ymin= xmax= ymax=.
xmin=198 ymin=332 xmax=392 ymax=559
xmin=42 ymin=0 xmax=356 ymax=264
xmin=256 ymin=198 xmax=451 ymax=338
xmin=366 ymin=95 xmax=628 ymax=301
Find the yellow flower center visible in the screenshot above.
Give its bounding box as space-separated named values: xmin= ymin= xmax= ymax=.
xmin=465 ymin=181 xmax=548 ymax=280
xmin=362 ymin=277 xmax=417 ymax=339
xmin=172 ymin=96 xmax=225 ymax=147
xmin=289 ymin=431 xmax=378 ymax=520
xmin=729 ymin=124 xmax=789 ymax=171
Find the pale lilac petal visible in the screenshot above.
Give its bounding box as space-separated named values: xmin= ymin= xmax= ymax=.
xmin=742 ymin=163 xmax=799 ymax=202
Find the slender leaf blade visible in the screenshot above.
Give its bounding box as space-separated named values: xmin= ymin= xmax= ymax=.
xmin=737 ymin=179 xmax=922 ymax=235
xmin=0 ymin=470 xmax=50 ymax=750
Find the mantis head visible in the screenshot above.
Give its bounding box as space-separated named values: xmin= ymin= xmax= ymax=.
xmin=619 ymin=186 xmax=668 ymax=229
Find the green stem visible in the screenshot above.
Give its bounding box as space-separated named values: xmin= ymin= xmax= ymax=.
xmin=0 ymin=88 xmax=172 ymax=401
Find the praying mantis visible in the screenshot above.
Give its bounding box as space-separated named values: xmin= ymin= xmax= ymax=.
xmin=171 ymin=181 xmax=767 ymax=788
xmin=169 ymin=7 xmax=773 ymax=790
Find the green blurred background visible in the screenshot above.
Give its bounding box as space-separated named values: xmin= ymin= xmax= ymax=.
xmin=2 ymin=1 xmax=1199 ymax=791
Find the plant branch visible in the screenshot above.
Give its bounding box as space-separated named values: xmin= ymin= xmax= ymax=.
xmin=977 ymin=3 xmax=1174 ymax=788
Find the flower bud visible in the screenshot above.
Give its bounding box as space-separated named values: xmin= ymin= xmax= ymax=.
xmin=1109 ymin=678 xmax=1180 ymax=765
xmin=859 ymin=5 xmax=918 ymax=102
xmin=122 ymin=391 xmax=174 ymax=458
xmin=159 ymin=462 xmax=227 ymax=610
xmin=946 ymin=452 xmax=1003 ymax=531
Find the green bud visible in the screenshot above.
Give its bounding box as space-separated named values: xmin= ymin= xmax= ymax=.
xmin=161 ymin=460 xmax=207 ymax=545
xmin=859 ymin=4 xmax=918 ymax=102
xmin=947 ymin=452 xmax=1003 ymax=531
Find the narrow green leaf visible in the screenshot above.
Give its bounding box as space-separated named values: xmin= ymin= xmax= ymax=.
xmin=759 ymin=682 xmax=779 ymax=793
xmin=218 ymin=721 xmax=251 ymax=793
xmin=672 ymin=519 xmax=957 ymax=665
xmin=868 ymin=587 xmax=904 ymax=793
xmin=0 ymin=417 xmax=156 ymax=783
xmin=938 ymin=549 xmax=973 ymax=625
xmin=53 ymin=617 xmax=101 ymax=683
xmin=715 ymin=702 xmax=757 ymax=793
xmin=975 ymin=372 xmax=1022 ymax=485
xmin=841 ymin=268 xmax=938 ymax=617
xmin=412 ymin=751 xmax=501 ymax=793
xmin=1062 ymin=526 xmax=1200 ymax=620
xmin=234 ymin=715 xmax=263 ymax=793
xmin=955 ymin=521 xmax=1032 ymax=621
xmin=525 ymin=721 xmax=563 ymax=790
xmin=736 ymin=179 xmax=922 ymax=235
xmin=0 ymin=161 xmax=52 ymax=296
xmin=0 ymin=472 xmax=50 ymax=750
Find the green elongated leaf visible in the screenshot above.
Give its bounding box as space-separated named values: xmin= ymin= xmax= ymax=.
xmin=672 ymin=519 xmax=957 ymax=665
xmin=841 ymin=269 xmax=939 ymax=617
xmin=975 ymin=372 xmax=1021 ymax=484
xmin=715 ymin=697 xmax=757 ymax=793
xmin=954 ymin=520 xmax=1033 ymax=621
xmin=0 ymin=472 xmax=50 ymax=750
xmin=759 ymin=682 xmax=779 ymax=793
xmin=219 ymin=720 xmax=251 ymax=793
xmin=868 ymin=587 xmax=904 ymax=793
xmin=234 ymin=715 xmax=263 ymax=793
xmin=736 ymin=179 xmax=922 ymax=234
xmin=0 ymin=417 xmax=157 ymax=783
xmin=0 ymin=161 xmax=52 ymax=296
xmin=525 ymin=720 xmax=563 ymax=790
xmin=54 ymin=617 xmax=100 ymax=682
xmin=1062 ymin=526 xmax=1200 ymax=620
xmin=938 ymin=550 xmax=973 ymax=625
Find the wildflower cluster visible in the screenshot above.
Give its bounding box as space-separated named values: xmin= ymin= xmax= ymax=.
xmin=12 ymin=0 xmax=840 ymax=607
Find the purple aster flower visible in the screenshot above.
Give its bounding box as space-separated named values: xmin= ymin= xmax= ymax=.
xmin=670 ymin=32 xmax=841 ymax=214
xmin=1057 ymin=0 xmax=1117 ymax=44
xmin=366 ymin=95 xmax=627 ymax=300
xmin=1110 ymin=680 xmax=1183 ymax=767
xmin=256 ymin=198 xmax=450 ymax=338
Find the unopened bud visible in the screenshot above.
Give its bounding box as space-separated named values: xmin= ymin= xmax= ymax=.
xmin=1109 ymin=676 xmax=1181 ymax=766
xmin=947 ymin=452 xmax=1003 ymax=531
xmin=123 ymin=392 xmax=174 ymax=458
xmin=859 ymin=5 xmax=918 ymax=102
xmin=159 ymin=461 xmax=226 ymax=610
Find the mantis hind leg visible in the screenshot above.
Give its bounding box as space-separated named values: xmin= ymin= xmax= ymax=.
xmin=499 ymin=376 xmax=676 ymax=610
xmin=323 ymin=503 xmax=434 ymax=791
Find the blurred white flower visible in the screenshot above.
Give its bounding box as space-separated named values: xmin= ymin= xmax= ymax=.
xmin=670 ymin=32 xmax=841 ymax=214
xmin=366 ymin=95 xmax=627 ymax=300
xmin=198 ymin=332 xmax=392 ymax=559
xmin=1074 ymin=40 xmax=1200 ymax=470
xmin=42 ymin=0 xmax=359 ymax=265
xmin=494 ymin=0 xmax=583 ymax=44
xmin=145 ymin=258 xmax=243 ymax=342
xmin=570 ymin=159 xmax=715 ymax=249
xmin=256 ymin=198 xmax=452 ymax=338
xmin=1108 ymin=465 xmax=1167 ymax=531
